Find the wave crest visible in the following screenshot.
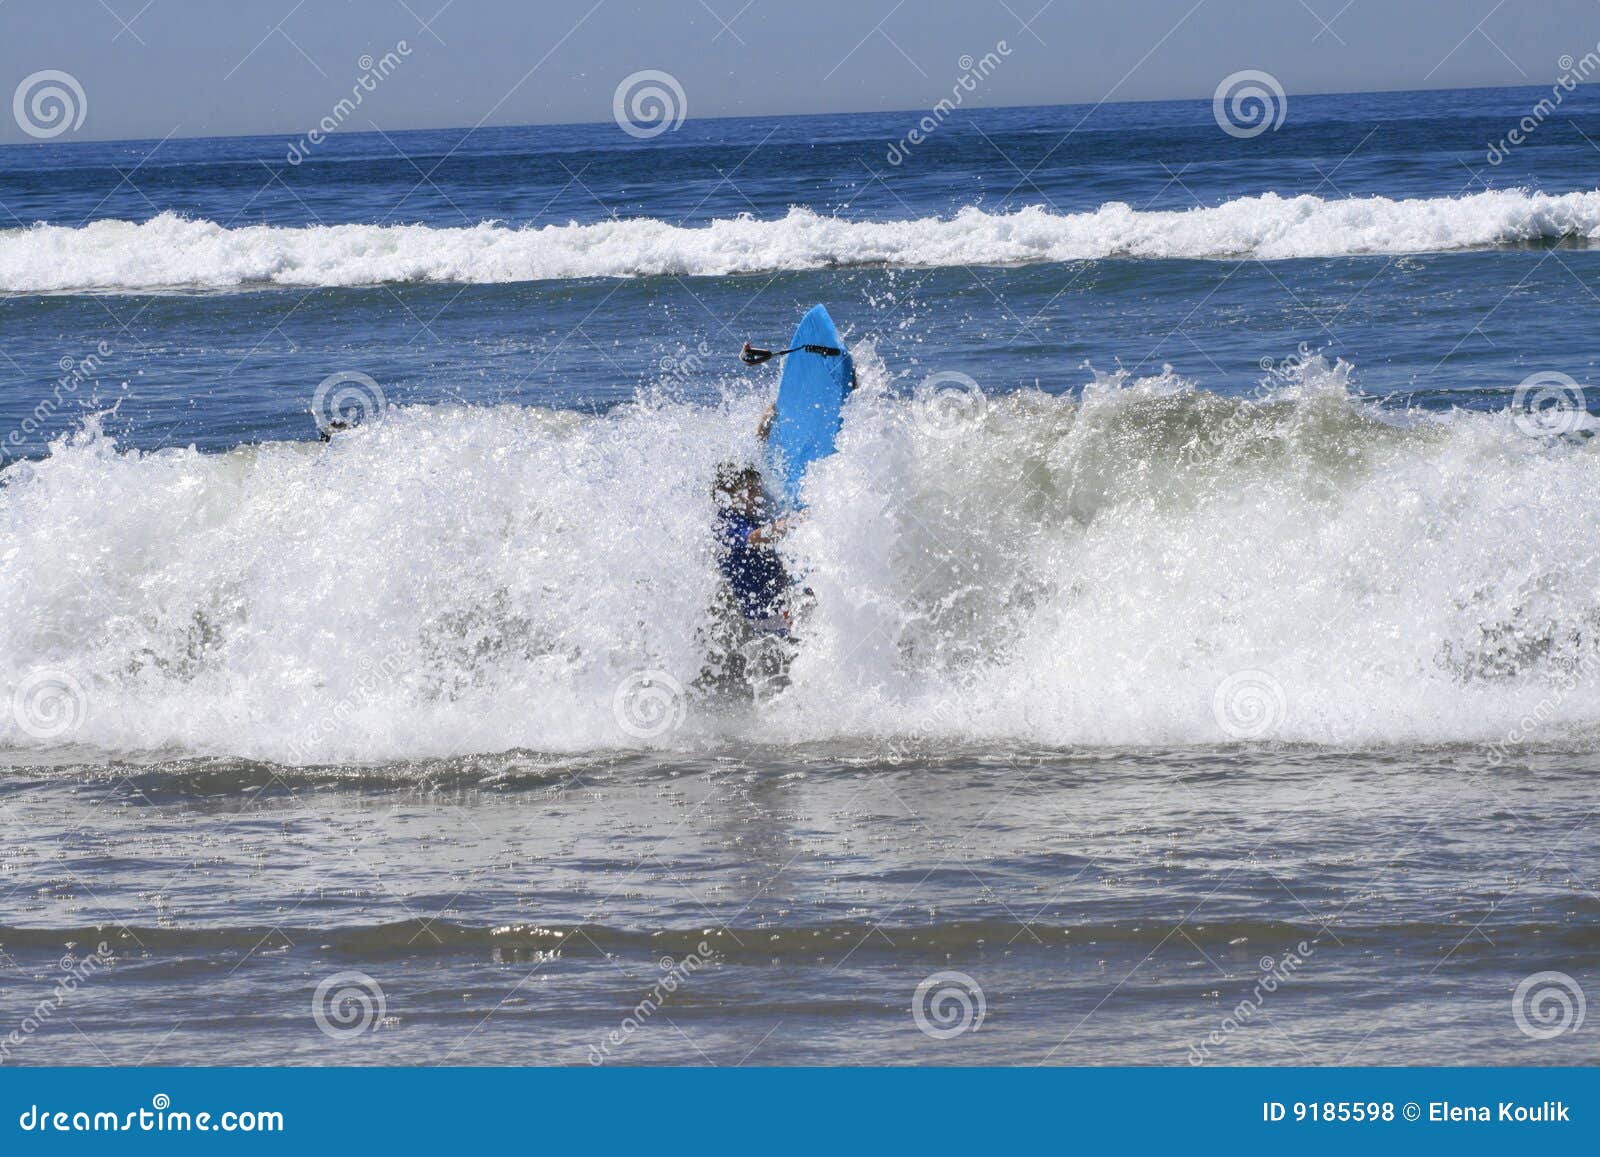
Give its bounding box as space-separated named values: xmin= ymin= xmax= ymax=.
xmin=5 ymin=187 xmax=1600 ymax=292
xmin=3 ymin=358 xmax=1600 ymax=759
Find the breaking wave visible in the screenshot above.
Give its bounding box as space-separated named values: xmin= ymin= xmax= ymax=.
xmin=5 ymin=187 xmax=1600 ymax=292
xmin=3 ymin=353 xmax=1600 ymax=761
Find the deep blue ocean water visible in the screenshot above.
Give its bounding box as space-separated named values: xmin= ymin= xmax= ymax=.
xmin=3 ymin=85 xmax=1600 ymax=456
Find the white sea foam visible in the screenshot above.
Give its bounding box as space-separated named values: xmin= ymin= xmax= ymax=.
xmin=4 ymin=187 xmax=1599 ymax=292
xmin=3 ymin=356 xmax=1600 ymax=761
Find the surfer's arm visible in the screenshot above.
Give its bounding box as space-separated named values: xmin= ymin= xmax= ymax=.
xmin=748 ymin=517 xmax=792 ymax=546
xmin=757 ymin=403 xmax=776 ymax=441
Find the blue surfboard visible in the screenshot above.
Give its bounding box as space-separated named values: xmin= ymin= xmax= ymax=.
xmin=769 ymin=304 xmax=854 ymax=506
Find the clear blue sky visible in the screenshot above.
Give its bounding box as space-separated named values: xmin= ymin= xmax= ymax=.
xmin=3 ymin=0 xmax=1596 ymax=143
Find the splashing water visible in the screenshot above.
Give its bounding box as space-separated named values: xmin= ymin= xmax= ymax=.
xmin=3 ymin=355 xmax=1599 ymax=762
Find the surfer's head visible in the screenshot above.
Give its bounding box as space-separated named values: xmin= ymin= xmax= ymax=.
xmin=713 ymin=462 xmax=764 ymax=515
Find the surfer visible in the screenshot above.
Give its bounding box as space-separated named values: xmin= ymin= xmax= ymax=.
xmin=694 ymin=462 xmax=796 ymax=700
xmin=711 ymin=462 xmax=793 ymax=634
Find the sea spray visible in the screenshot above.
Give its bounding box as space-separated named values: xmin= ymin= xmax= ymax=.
xmin=3 ymin=358 xmax=1600 ymax=760
xmin=6 ymin=187 xmax=1600 ymax=292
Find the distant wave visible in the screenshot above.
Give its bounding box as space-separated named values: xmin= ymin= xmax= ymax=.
xmin=4 ymin=188 xmax=1599 ymax=291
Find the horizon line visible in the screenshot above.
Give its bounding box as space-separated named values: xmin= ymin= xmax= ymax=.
xmin=0 ymin=78 xmax=1556 ymax=153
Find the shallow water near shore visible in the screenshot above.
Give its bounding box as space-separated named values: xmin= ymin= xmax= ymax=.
xmin=3 ymin=743 xmax=1596 ymax=1066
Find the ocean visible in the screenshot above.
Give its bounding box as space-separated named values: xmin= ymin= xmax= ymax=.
xmin=1 ymin=84 xmax=1597 ymax=1066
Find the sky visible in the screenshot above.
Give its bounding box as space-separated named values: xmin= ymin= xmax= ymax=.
xmin=2 ymin=0 xmax=1597 ymax=144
